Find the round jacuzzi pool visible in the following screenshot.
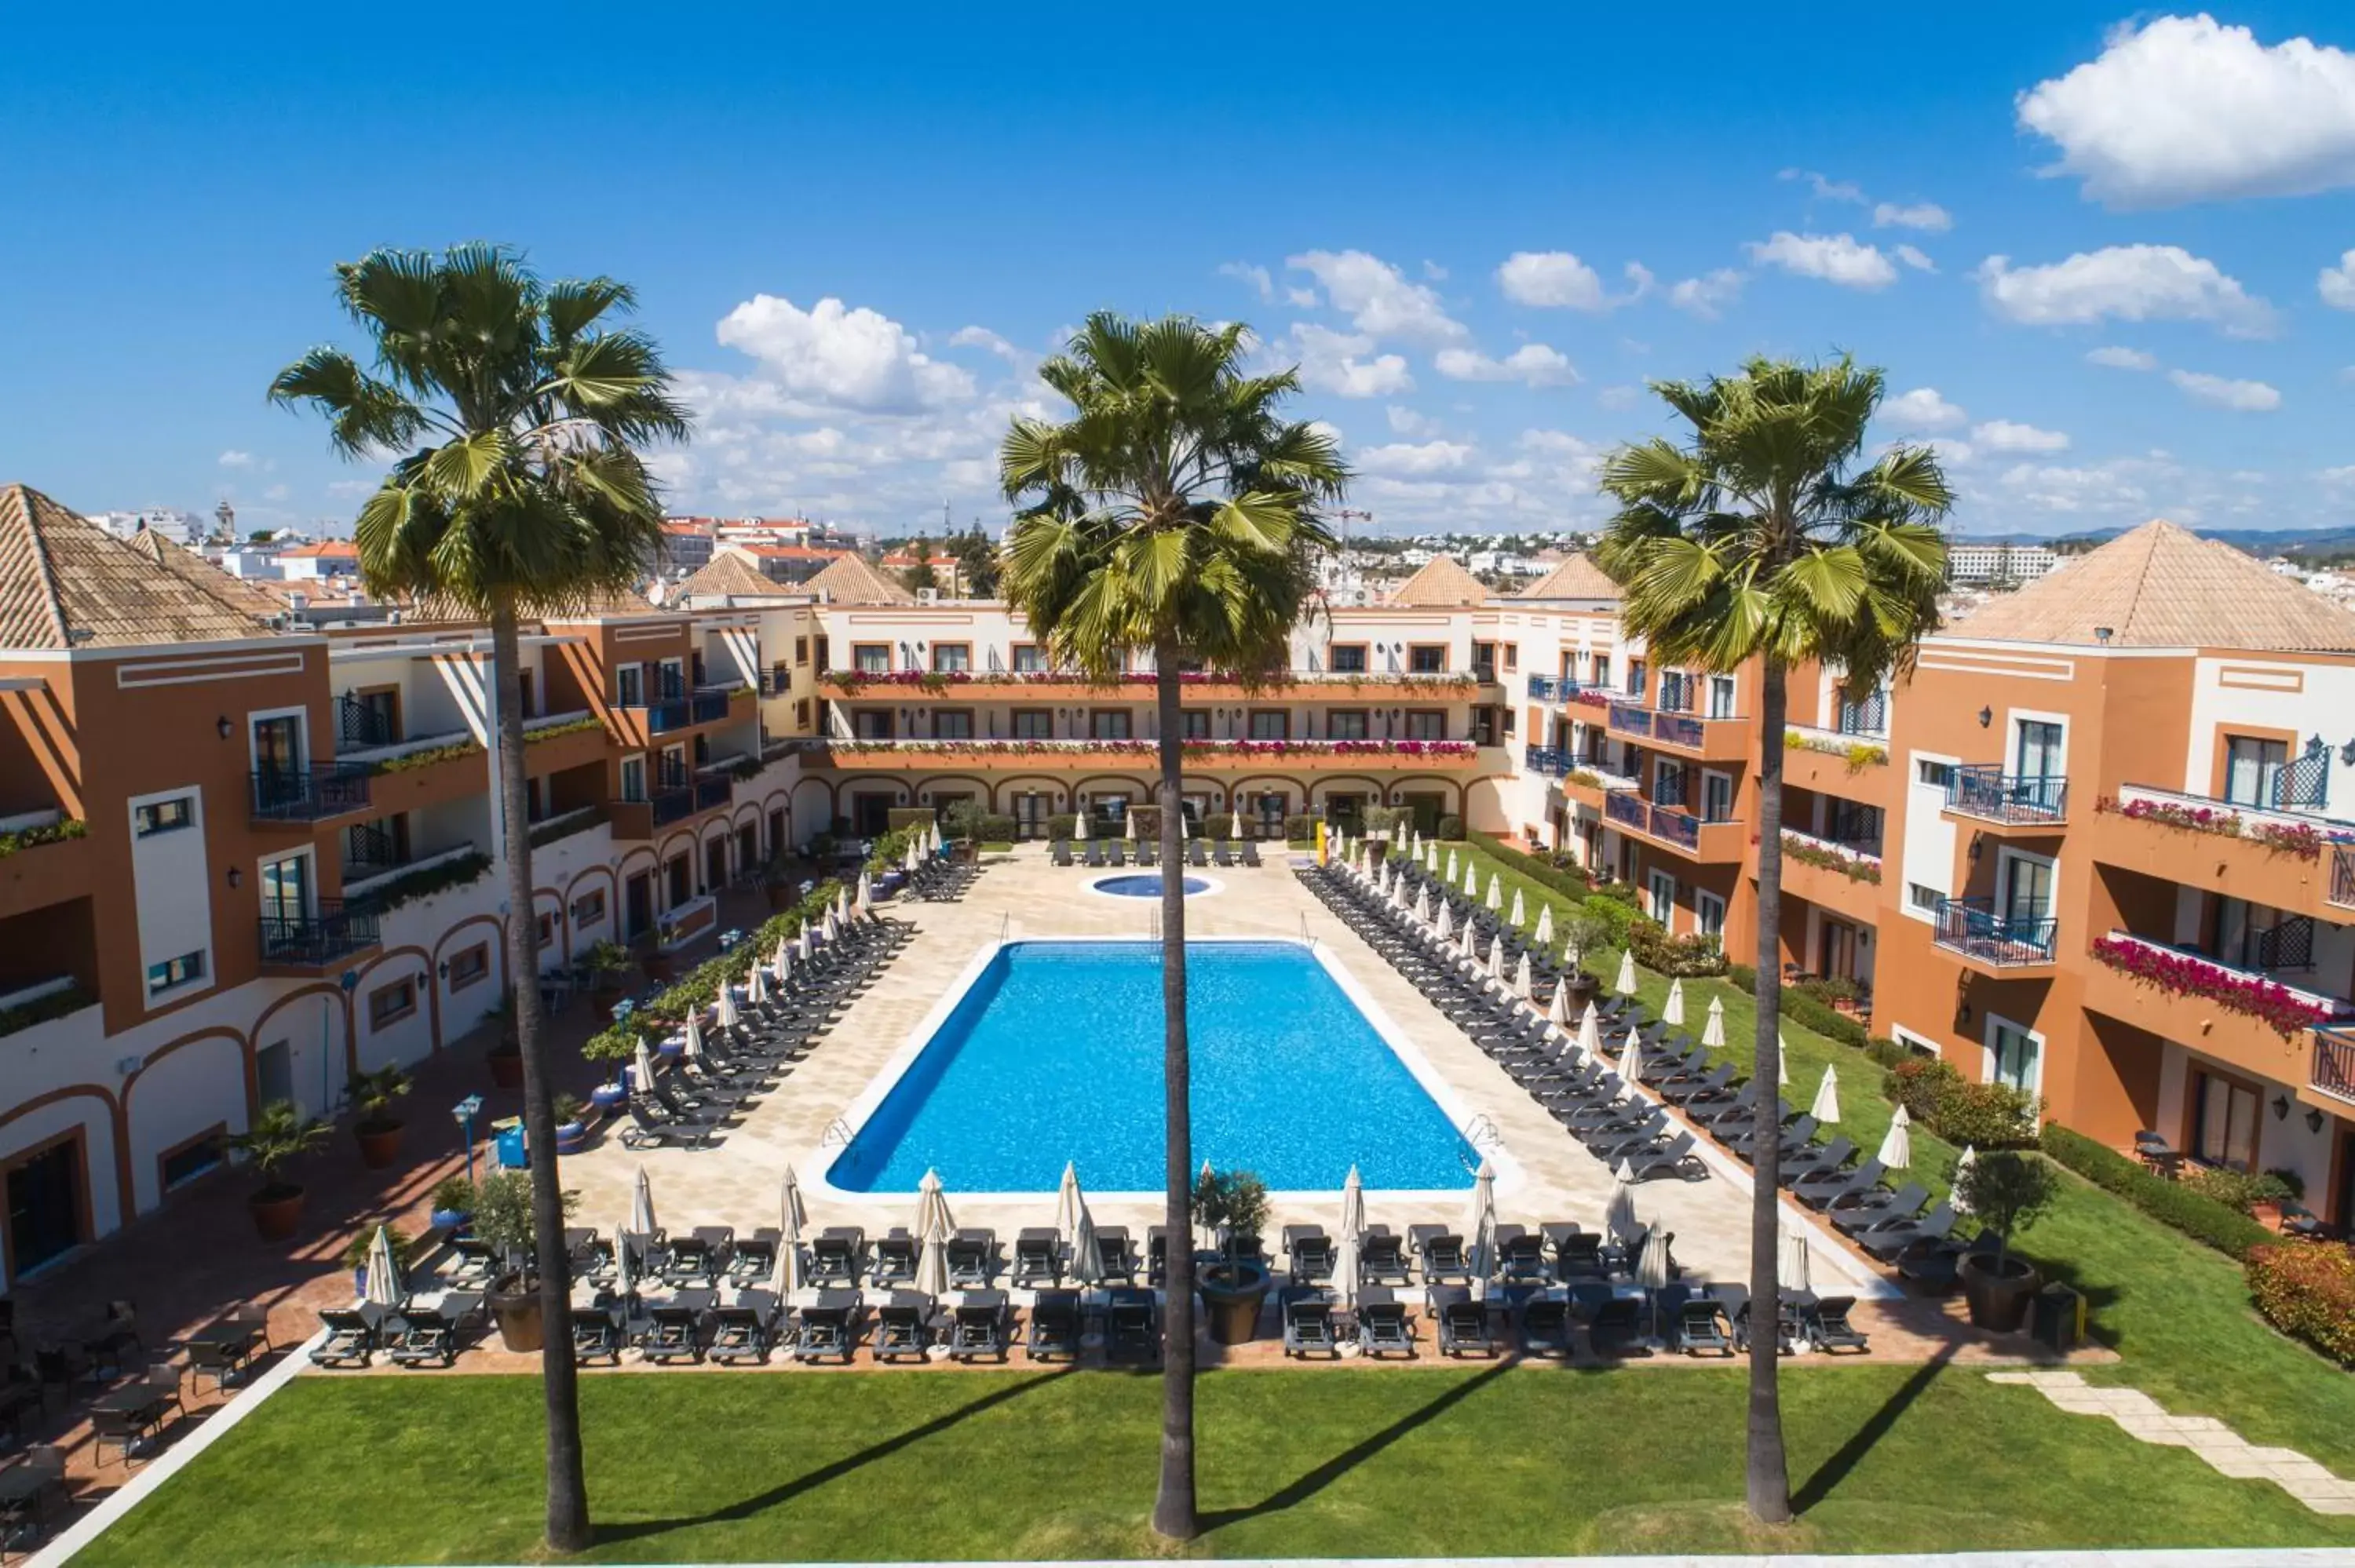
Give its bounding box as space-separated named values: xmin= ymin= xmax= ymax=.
xmin=1089 ymin=873 xmax=1214 ymax=899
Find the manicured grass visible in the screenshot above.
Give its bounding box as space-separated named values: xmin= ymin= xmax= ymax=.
xmin=80 ymin=1363 xmax=2355 ymax=1564
xmin=1444 ymin=835 xmax=2355 ymax=1473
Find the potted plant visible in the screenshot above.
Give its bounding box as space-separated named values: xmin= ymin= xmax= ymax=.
xmin=757 ymin=855 xmax=798 ymax=911
xmin=2257 ymin=1168 xmax=2305 ymax=1231
xmin=1953 ymin=1150 xmax=2061 ymax=1333
xmin=428 ymin=1173 xmax=476 ymax=1234
xmin=636 ymin=935 xmax=674 ymax=984
xmin=229 ymin=1099 xmax=330 ymax=1242
xmin=1360 ymin=806 xmax=1398 ymax=863
xmin=483 ymin=989 xmax=524 ymax=1090
xmin=581 ymin=939 xmax=633 ymax=1009
xmin=1192 ymin=1168 xmax=1273 ymax=1344
xmin=341 ymin=1226 xmax=414 ymax=1297
xmin=1557 ymin=910 xmax=1613 ymax=1012
xmin=471 ymin=1169 xmax=579 ymax=1351
xmin=553 ymin=1093 xmax=589 ymax=1157
xmin=346 ymin=1063 xmax=414 ymax=1169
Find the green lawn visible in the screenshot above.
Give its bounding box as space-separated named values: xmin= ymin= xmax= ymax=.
xmin=81 ymin=1364 xmax=2355 ymax=1565
xmin=1447 ymin=835 xmax=2355 ymax=1472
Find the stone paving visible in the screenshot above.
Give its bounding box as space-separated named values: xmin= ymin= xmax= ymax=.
xmin=1988 ymin=1369 xmax=2355 ymax=1515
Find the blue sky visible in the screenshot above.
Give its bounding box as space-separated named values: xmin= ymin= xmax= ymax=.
xmin=6 ymin=3 xmax=2355 ymax=538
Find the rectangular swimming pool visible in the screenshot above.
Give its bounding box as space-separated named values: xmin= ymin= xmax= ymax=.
xmin=826 ymin=940 xmax=1480 ymax=1194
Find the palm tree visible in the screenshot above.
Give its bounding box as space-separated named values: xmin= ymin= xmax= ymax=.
xmin=271 ymin=244 xmax=688 ymax=1553
xmin=1596 ymin=356 xmax=1948 ymax=1524
xmin=999 ymin=314 xmax=1344 ymax=1539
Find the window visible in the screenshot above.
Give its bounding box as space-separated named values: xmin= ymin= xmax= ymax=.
xmin=794 ymin=699 xmax=811 ymax=729
xmin=666 ymin=856 xmax=692 ymax=905
xmin=1408 ymin=644 xmax=1446 ymax=674
xmin=769 ymin=662 xmax=789 ymax=695
xmin=1627 ymin=658 xmax=1647 ymax=698
xmin=1181 ymin=709 xmax=1211 ymax=739
xmin=368 ymin=978 xmax=418 ymax=1030
xmin=447 ymin=943 xmax=490 ymax=990
xmin=571 ymin=890 xmax=606 ymax=928
xmin=2193 ymin=1070 xmax=2258 ymax=1170
xmin=1700 ymin=771 xmax=1734 ymax=823
xmin=1502 ymin=644 xmax=1519 ymax=673
xmin=1591 ymin=655 xmax=1612 ymax=689
xmin=620 ymin=756 xmax=646 ymax=803
xmin=1473 ymin=709 xmax=1499 ymax=746
xmin=1404 ymin=710 xmax=1446 ymax=740
xmin=1915 ymin=759 xmax=1954 ymax=789
xmin=1248 ymin=711 xmax=1289 ymax=740
xmin=814 ymin=635 xmax=830 ymax=669
xmin=1330 ymin=644 xmax=1367 ymax=673
xmin=2015 ymin=718 xmax=2064 ymax=780
xmin=1327 ymin=709 xmax=1369 ymax=740
xmin=1988 ymin=1018 xmax=2043 ymax=1097
xmin=852 ymin=643 xmax=890 ymax=675
xmin=933 ymin=709 xmax=973 ymax=740
xmin=2224 ymin=736 xmax=2287 ymax=808
xmin=616 ymin=665 xmax=643 ymax=707
xmin=852 ymin=709 xmax=894 ymax=739
xmin=932 ymin=643 xmax=971 ymax=674
xmin=793 ymin=636 xmax=809 ymax=666
xmin=159 ymin=1129 xmax=225 ymax=1192
xmin=1645 ymin=870 xmax=1676 ymax=925
xmin=133 ymin=795 xmax=195 ymax=837
xmin=1011 ymin=644 xmax=1046 ymax=673
xmin=1908 ymin=882 xmax=1943 ymax=914
xmin=1090 ymin=710 xmax=1131 ymax=740
xmin=1707 ymin=675 xmax=1738 ymax=719
xmin=1012 ymin=709 xmax=1053 ymax=739
xmin=148 ymin=950 xmax=206 ymax=995
xmin=535 ymin=912 xmax=557 ymax=950
xmin=1696 ymin=891 xmax=1726 ymax=943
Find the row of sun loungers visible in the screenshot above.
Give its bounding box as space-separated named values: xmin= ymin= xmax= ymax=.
xmin=1049 ymin=837 xmax=1265 ymax=869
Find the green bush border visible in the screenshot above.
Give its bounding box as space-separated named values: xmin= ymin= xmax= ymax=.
xmin=2040 ymin=1124 xmax=2275 ymax=1260
xmin=0 ymin=818 xmax=86 ymax=858
xmin=351 ymin=851 xmax=494 ymax=914
xmin=585 ymin=878 xmax=847 ymax=1063
xmin=0 ymin=983 xmax=95 ymax=1038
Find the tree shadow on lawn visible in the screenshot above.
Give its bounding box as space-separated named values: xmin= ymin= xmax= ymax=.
xmin=1199 ymin=1360 xmax=1516 ymax=1534
xmin=1790 ymin=1345 xmax=1954 ymax=1515
xmin=593 ymin=1367 xmax=1079 ymax=1548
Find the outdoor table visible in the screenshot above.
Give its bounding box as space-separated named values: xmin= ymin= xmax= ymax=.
xmin=184 ymin=1318 xmax=264 ymax=1388
xmin=89 ymin=1384 xmax=172 ymax=1457
xmin=0 ymin=1458 xmax=58 ymax=1530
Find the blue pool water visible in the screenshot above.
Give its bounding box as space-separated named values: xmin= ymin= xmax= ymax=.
xmin=829 ymin=941 xmax=1475 ymax=1192
xmin=1092 ymin=874 xmax=1210 ymax=898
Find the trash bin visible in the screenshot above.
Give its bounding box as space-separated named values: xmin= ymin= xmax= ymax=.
xmin=2031 ymin=1283 xmax=2083 ymax=1353
xmin=493 ymin=1118 xmax=526 ymax=1170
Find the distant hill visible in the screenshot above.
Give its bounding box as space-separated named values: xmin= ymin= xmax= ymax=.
xmin=2014 ymin=525 xmax=2355 ymax=561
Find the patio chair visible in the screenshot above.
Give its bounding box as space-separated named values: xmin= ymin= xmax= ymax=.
xmin=312 ymin=1308 xmax=377 ymax=1368
xmin=1092 ymin=1226 xmax=1138 ymax=1285
xmin=1105 ymin=1289 xmax=1159 ymax=1365
xmin=1028 ymin=1290 xmax=1083 ymax=1362
xmin=1627 ymin=1130 xmax=1708 ymax=1183
xmin=1517 ymin=1296 xmax=1573 ymax=1358
xmin=90 ymin=1405 xmax=150 ymax=1468
xmin=640 ymin=1304 xmax=706 ymax=1365
xmin=1429 ymin=1285 xmax=1495 ymax=1358
xmin=727 ymin=1228 xmax=781 ymax=1287
xmin=947 ymin=1292 xmax=1013 ymax=1362
xmin=1408 ymin=1226 xmax=1472 ymax=1285
xmin=384 ymin=1294 xmax=476 ymax=1369
xmin=1010 ymin=1228 xmax=1062 ymax=1287
xmin=1670 ymin=1288 xmax=1734 ymax=1357
xmin=1356 ymin=1288 xmax=1415 ymax=1358
xmin=1809 ymin=1295 xmax=1870 ymax=1354
xmin=793 ymin=1291 xmax=862 ymax=1364
xmin=1586 ymin=1293 xmax=1652 ymax=1358
xmin=1358 ymin=1226 xmax=1413 ymax=1286
xmin=187 ymin=1334 xmax=254 ymax=1396
xmin=1281 ymin=1293 xmax=1340 ymax=1358
xmin=809 ymin=1227 xmax=867 ymax=1285
xmin=1282 ymin=1224 xmax=1335 ymax=1285
xmin=1240 ymin=841 xmax=1263 ymax=867
xmin=946 ymin=1229 xmax=998 ymax=1289
xmin=873 ymin=1291 xmax=933 ymax=1363
xmin=620 ymin=1099 xmax=718 ymax=1150
xmin=0 ymin=1445 xmax=68 ymax=1544
xmin=709 ymin=1297 xmax=778 ymax=1365
xmin=86 ymin=1300 xmax=141 ymax=1378
xmin=871 ymin=1228 xmax=918 ymax=1287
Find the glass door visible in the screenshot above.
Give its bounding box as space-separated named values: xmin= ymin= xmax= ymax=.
xmin=261 ymin=855 xmax=310 ymax=924
xmin=2224 ymin=737 xmax=2287 ymax=808
xmin=2000 ymin=855 xmax=2054 ymax=946
xmin=1701 ymin=771 xmax=1734 ymax=823
xmin=253 ymin=715 xmax=303 ymax=811
xmin=1991 ymin=1021 xmax=2043 ymax=1095
xmin=1707 ymin=675 xmax=1738 ymax=719
xmin=2015 ymin=719 xmax=2063 ymax=779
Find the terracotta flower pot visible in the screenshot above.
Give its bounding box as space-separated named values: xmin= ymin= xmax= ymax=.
xmin=1199 ymin=1260 xmax=1272 ymax=1345
xmin=355 ymin=1119 xmax=405 ymax=1170
xmin=487 ymin=1285 xmax=544 ymax=1352
xmin=249 ymin=1184 xmax=306 ymax=1243
xmin=1959 ymin=1253 xmax=2042 ymax=1333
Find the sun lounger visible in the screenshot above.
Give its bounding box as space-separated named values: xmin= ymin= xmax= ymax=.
xmin=1554 ymin=1230 xmax=1608 ymax=1280
xmin=947 ymin=1229 xmax=998 ymax=1288
xmin=1050 ymin=839 xmax=1074 ymax=866
xmin=1627 ymin=1130 xmax=1707 ymax=1183
xmin=874 ymin=1291 xmax=933 ymax=1362
xmin=1357 ymin=1226 xmax=1413 ymax=1286
xmin=793 ymin=1290 xmax=862 ymax=1364
xmin=709 ymin=1296 xmax=778 ymax=1364
xmin=571 ymin=1300 xmax=626 ymax=1366
xmin=1518 ymin=1296 xmax=1573 ymax=1357
xmin=1240 ymin=841 xmax=1263 ymax=867
xmin=1187 ymin=840 xmax=1208 ymax=868
xmin=1858 ymin=1201 xmax=1956 ymax=1262
xmin=1795 ymin=1156 xmax=1885 ymax=1209
xmin=947 ymin=1291 xmax=1012 ymax=1362
xmin=1028 ymin=1290 xmax=1083 ymax=1362
xmin=384 ymin=1293 xmax=477 ymax=1368
xmin=1011 ymin=1228 xmax=1062 ymax=1287
xmin=1428 ymin=1285 xmax=1495 ymax=1358
xmin=1106 ymin=1288 xmax=1159 ymax=1365
xmin=620 ymin=1099 xmax=717 ymax=1150
xmin=1492 ymin=1224 xmax=1550 ymax=1285
xmin=1282 ymin=1224 xmax=1335 ymax=1285
xmin=1083 ymin=841 xmax=1106 ymax=868
xmin=810 ymin=1227 xmax=867 ymax=1284
xmin=665 ymin=1228 xmax=732 ymax=1287
xmin=1585 ymin=1293 xmax=1652 ymax=1358
xmin=1670 ymin=1287 xmax=1733 ymax=1357
xmin=1091 ymin=1226 xmax=1137 ymax=1285
xmin=1809 ymin=1295 xmax=1870 ymax=1353
xmin=1213 ymin=842 xmax=1235 ymax=867
xmin=312 ymin=1308 xmax=376 ymax=1368
xmin=1781 ymin=1136 xmax=1853 ymax=1184
xmin=1281 ymin=1293 xmax=1340 ymax=1358
xmin=1830 ymin=1181 xmax=1928 ymax=1238
xmin=640 ymin=1303 xmax=706 ymax=1365
xmin=1408 ymin=1226 xmax=1472 ymax=1285
xmin=1731 ymin=1292 xmax=1808 ymax=1355
xmin=1107 ymin=841 xmax=1127 ymax=867
xmin=871 ymin=1228 xmax=917 ymax=1287
xmin=1356 ymin=1287 xmax=1415 ymax=1357
xmin=727 ymin=1229 xmax=781 ymax=1288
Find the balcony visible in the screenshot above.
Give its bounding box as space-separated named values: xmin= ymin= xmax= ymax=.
xmin=644 ymin=700 xmax=692 ymax=735
xmin=2086 ymin=928 xmax=2355 ymax=1086
xmin=258 ymin=899 xmax=381 ymax=972
xmin=1605 ymin=700 xmax=1749 ymax=761
xmin=1931 ymin=897 xmax=2057 ymax=971
xmin=1603 ymin=789 xmax=1745 ymax=862
xmin=251 ymin=764 xmax=372 ymax=823
xmin=1527 ymin=674 xmax=1590 ymax=704
xmin=1782 ymin=725 xmax=1893 ymax=808
xmin=2089 ymin=784 xmax=2355 ymax=920
xmin=1943 ymin=766 xmax=2067 ymax=830
xmin=1774 ymin=827 xmax=1883 ymax=913
xmin=794 ymin=738 xmax=1479 ymax=772
xmin=0 ymin=811 xmax=93 ymax=921
xmin=690 ymin=687 xmax=736 ymax=725
xmin=2314 ymin=1028 xmax=2355 ymax=1107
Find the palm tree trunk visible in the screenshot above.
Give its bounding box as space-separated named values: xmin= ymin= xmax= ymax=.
xmin=491 ymin=604 xmax=591 ymax=1552
xmin=1148 ymin=635 xmax=1197 ymax=1542
xmin=1746 ymin=655 xmax=1793 ymax=1524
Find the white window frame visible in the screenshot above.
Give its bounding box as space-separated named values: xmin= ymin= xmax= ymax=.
xmin=1901 ymin=748 xmax=1962 ymax=925
xmin=1984 ymin=1011 xmax=2046 ymax=1099
xmin=246 ymin=704 xmax=310 ymax=774
xmin=1889 ymin=1023 xmax=1943 ymax=1059
xmin=257 ymin=846 xmax=317 ymax=922
xmin=146 ymin=949 xmax=208 ymax=998
xmin=1700 ymin=768 xmax=1736 ymax=823
xmin=1695 ymin=889 xmax=1726 ymax=943
xmin=1995 ymin=844 xmax=2059 ymax=939
xmin=1645 ymin=869 xmax=1677 ymax=927
xmin=131 ymin=790 xmax=199 ymax=838
xmin=2008 ymin=707 xmax=2070 ymax=779
xmin=619 ymin=755 xmax=646 ymax=802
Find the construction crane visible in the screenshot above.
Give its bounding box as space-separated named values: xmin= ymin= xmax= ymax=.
xmin=1332 ymin=509 xmax=1375 ymax=551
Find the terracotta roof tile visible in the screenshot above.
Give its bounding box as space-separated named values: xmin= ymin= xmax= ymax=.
xmin=125 ymin=527 xmax=286 ymax=622
xmin=1515 ymin=552 xmax=1620 ymax=601
xmin=1385 ymin=555 xmax=1489 ymax=607
xmin=803 ymin=553 xmax=915 ymax=605
xmin=1944 ymin=520 xmax=2355 ymax=652
xmin=0 ymin=485 xmax=286 ymax=650
xmin=676 ymin=552 xmax=797 ymax=602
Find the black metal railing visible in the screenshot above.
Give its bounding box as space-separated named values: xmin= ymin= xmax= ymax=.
xmin=257 ymin=899 xmax=381 ymax=967
xmin=2277 ymin=749 xmax=2331 ymax=811
xmin=1946 ymin=765 xmax=2068 ymax=826
xmin=342 ymin=822 xmax=401 ymax=875
xmin=251 ymin=764 xmax=371 ymax=822
xmin=655 ymin=758 xmax=691 ymax=791
xmin=694 ymin=777 xmax=732 ymax=811
xmin=652 ymin=789 xmax=696 ymax=827
xmin=2313 ymin=1027 xmax=2355 ymax=1105
xmin=2257 ymin=916 xmax=2317 ymax=973
xmin=2333 ymin=846 xmax=2355 ymax=911
xmin=335 ymin=695 xmax=397 ymax=749
xmin=1932 ymin=897 xmax=2057 ymax=966
xmin=691 ymin=687 xmax=733 ymax=724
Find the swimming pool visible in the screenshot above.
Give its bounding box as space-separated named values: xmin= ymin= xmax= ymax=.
xmin=1090 ymin=873 xmax=1212 ymax=899
xmin=826 ymin=940 xmax=1481 ymax=1194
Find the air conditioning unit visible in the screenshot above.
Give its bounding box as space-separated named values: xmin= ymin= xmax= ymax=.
xmin=916 ymin=587 xmax=940 ymax=604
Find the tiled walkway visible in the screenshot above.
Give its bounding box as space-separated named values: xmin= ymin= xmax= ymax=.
xmin=1988 ymin=1369 xmax=2355 ymax=1515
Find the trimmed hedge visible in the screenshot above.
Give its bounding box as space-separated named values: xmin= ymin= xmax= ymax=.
xmin=583 ymin=878 xmax=845 ymax=1063
xmin=1879 ymin=1057 xmax=2039 ymax=1147
xmin=2247 ymin=1244 xmax=2355 ymax=1365
xmin=1436 ymin=815 xmax=1464 ymax=841
xmin=2039 ymin=1124 xmax=2275 ymax=1260
xmin=1467 ymin=830 xmax=1593 ymax=907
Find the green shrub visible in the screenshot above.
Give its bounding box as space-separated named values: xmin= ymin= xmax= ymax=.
xmin=1590 ymin=880 xmax=1641 ymax=909
xmin=350 ymin=850 xmax=494 ymax=914
xmin=2246 ymin=1245 xmax=2355 ymax=1365
xmin=1468 ymin=830 xmax=1592 ymax=908
xmin=2178 ymin=1166 xmax=2295 ymax=1216
xmin=886 ymin=808 xmax=934 ymax=833
xmin=1864 ymin=1036 xmax=1913 ymax=1068
xmin=1780 ymin=986 xmax=1870 ymax=1048
xmin=1580 ymin=895 xmax=1639 ymax=946
xmin=1625 ymin=918 xmax=1729 ymax=976
xmin=1046 ymin=813 xmax=1079 ymax=841
xmin=0 ymin=982 xmax=95 ymax=1038
xmin=1284 ymin=813 xmax=1319 ymax=844
xmin=1436 ymin=814 xmax=1465 ymax=841
xmin=2039 ymin=1124 xmax=2274 ymax=1260
xmin=0 ymin=817 xmax=87 ymax=858
xmin=1882 ymin=1057 xmax=2039 ymax=1146
xmin=1362 ymin=805 xmax=1402 ymax=835
xmin=581 ymin=877 xmax=844 ymax=1063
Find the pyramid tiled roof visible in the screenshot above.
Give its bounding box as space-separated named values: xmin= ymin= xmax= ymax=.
xmin=1515 ymin=552 xmax=1620 ymax=601
xmin=1385 ymin=555 xmax=1488 ymax=607
xmin=125 ymin=526 xmax=285 ymax=623
xmin=0 ymin=485 xmax=287 ymax=650
xmin=677 ymin=552 xmax=797 ymax=602
xmin=1945 ymin=520 xmax=2355 ymax=652
xmin=804 ymin=553 xmax=916 ymax=606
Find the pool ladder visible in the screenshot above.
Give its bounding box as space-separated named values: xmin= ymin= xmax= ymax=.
xmin=819 ymin=1115 xmax=855 ymax=1150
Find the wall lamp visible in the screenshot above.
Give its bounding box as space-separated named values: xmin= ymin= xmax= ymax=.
xmin=2309 ymin=1106 xmax=2328 ymax=1134
xmin=1977 ymin=706 xmax=1993 ymax=729
xmin=217 ymin=716 xmax=233 ymax=739
xmin=225 ymin=867 xmax=242 ymax=888
xmin=2273 ymin=1093 xmax=2291 ymax=1121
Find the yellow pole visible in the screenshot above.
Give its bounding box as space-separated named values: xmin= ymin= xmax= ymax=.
xmin=1315 ymin=819 xmax=1328 ymax=866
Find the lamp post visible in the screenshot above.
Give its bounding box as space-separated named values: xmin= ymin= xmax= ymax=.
xmin=452 ymin=1094 xmax=484 ymax=1185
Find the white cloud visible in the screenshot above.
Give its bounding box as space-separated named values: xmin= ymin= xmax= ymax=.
xmin=1597 ymin=385 xmax=1641 ymax=410
xmin=2168 ymin=369 xmax=2283 ymax=411
xmin=217 ymin=450 xmax=254 ymax=469
xmin=946 ymin=325 xmax=1024 ymax=365
xmin=1667 ymin=268 xmax=1745 ymax=319
xmin=2324 ymin=465 xmax=2355 ymax=485
xmin=1883 ymin=388 xmax=1969 ymax=431
xmin=1422 ymin=260 xmax=1448 ymax=281
xmin=261 ymin=483 xmax=290 ymax=501
xmin=1972 ymin=420 xmax=2071 ymax=454
xmin=2017 ymin=15 xmax=2355 ymax=208
xmin=2086 ymin=345 xmax=2159 ymax=371
xmin=1433 ymin=343 xmax=1579 ymax=387
xmin=1974 ymin=246 xmax=2276 ymax=337
xmin=1353 ymin=439 xmax=1477 ymax=476
xmin=714 ymin=294 xmax=975 ymax=413
xmin=2321 ymin=250 xmax=2355 ymax=310
xmin=1284 ymin=286 xmax=1320 ymax=308
xmin=1873 ymin=201 xmax=1953 ymax=232
xmin=1779 ymin=169 xmax=1865 ymax=203
xmin=1893 ymin=245 xmax=1937 ymax=273
xmin=1386 ymin=406 xmax=1440 ymax=437
xmin=1495 ymin=251 xmax=1650 ymax=311
xmin=1745 ymin=232 xmax=1899 ymax=289
xmin=1283 ymin=323 xmax=1414 ymax=398
xmin=1919 ymin=438 xmax=1975 ymax=467
xmin=1286 ymin=250 xmax=1468 ymax=345
xmin=1305 ymin=419 xmax=1344 ymax=450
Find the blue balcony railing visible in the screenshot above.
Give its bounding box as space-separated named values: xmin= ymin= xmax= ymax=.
xmin=1605 ymin=789 xmax=1648 ymax=833
xmin=1528 ymin=674 xmax=1585 ymax=703
xmin=1524 ymin=744 xmax=1571 ymax=777
xmin=257 ymin=899 xmax=381 ymax=968
xmin=691 ymin=688 xmax=733 ymax=724
xmin=250 ymin=764 xmax=372 ymax=822
xmin=645 ymin=701 xmax=692 ymax=735
xmin=1932 ymin=896 xmax=2057 ymax=967
xmin=1656 ymin=713 xmax=1705 ymax=749
xmin=1947 ymin=766 xmax=2068 ymax=826
xmin=1605 ymin=789 xmax=1715 ymax=852
xmin=694 ymin=776 xmax=732 ymax=811
xmin=1606 ymin=702 xmax=1654 ymax=740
